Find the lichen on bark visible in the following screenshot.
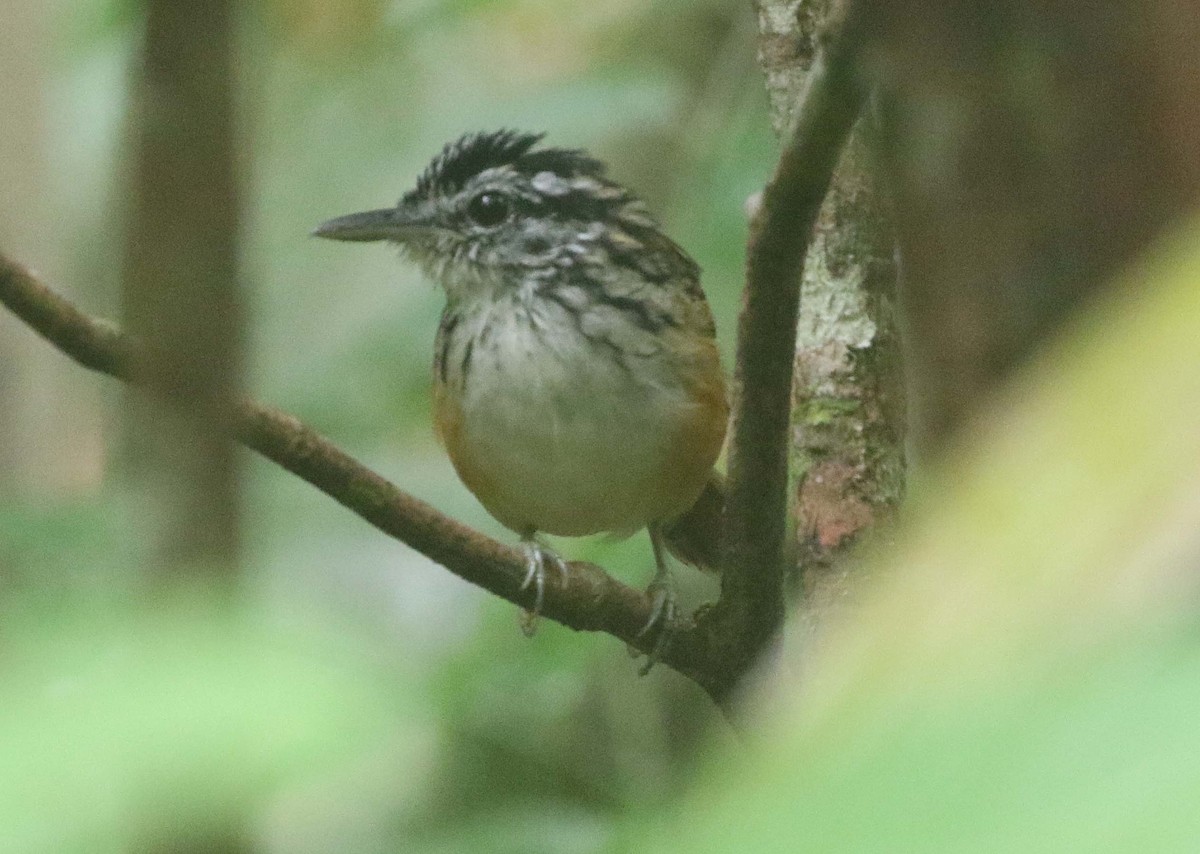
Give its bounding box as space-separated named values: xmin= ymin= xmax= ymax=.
xmin=753 ymin=0 xmax=906 ymax=605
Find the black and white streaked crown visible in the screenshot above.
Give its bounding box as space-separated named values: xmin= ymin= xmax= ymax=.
xmin=405 ymin=129 xmax=610 ymax=202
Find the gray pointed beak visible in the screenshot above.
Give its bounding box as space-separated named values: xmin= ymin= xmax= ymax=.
xmin=312 ymin=206 xmax=428 ymax=242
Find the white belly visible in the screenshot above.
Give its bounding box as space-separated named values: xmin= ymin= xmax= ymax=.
xmin=444 ymin=298 xmax=700 ymax=537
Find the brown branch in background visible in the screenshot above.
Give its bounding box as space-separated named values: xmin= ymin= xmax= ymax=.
xmin=713 ymin=0 xmax=876 ymax=686
xmin=0 ymin=255 xmax=727 ymax=698
xmin=123 ymin=0 xmax=243 ymax=574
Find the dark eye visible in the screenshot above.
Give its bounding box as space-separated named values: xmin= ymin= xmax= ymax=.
xmin=466 ymin=192 xmax=510 ymax=227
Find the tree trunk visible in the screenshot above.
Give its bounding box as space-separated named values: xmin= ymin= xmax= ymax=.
xmin=754 ymin=0 xmax=907 ymax=614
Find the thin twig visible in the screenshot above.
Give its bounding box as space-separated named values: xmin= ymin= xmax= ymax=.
xmin=0 ymin=254 xmax=725 ymax=695
xmin=716 ymin=0 xmax=875 ymax=680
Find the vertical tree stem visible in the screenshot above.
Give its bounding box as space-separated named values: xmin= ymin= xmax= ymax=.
xmin=756 ymin=0 xmax=906 ymax=616
xmin=122 ymin=0 xmax=244 ymax=576
xmin=715 ymin=0 xmax=875 ymax=692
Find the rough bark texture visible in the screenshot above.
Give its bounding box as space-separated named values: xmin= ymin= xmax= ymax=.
xmin=792 ymin=136 xmax=905 ymax=604
xmin=871 ymin=1 xmax=1200 ymax=450
xmin=717 ymin=0 xmax=874 ymax=697
xmin=754 ymin=0 xmax=906 ymax=608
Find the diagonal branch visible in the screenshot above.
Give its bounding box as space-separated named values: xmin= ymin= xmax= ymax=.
xmin=715 ymin=0 xmax=877 ymax=678
xmin=0 ymin=254 xmax=725 ymax=695
xmin=0 ymin=0 xmax=875 ymax=708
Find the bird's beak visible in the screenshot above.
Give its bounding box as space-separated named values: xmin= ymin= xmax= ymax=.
xmin=312 ymin=205 xmax=429 ymax=242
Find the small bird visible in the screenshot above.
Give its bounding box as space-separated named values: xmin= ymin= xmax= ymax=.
xmin=315 ymin=130 xmax=727 ymax=649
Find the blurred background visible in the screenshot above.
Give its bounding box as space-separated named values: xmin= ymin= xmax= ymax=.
xmin=7 ymin=0 xmax=1200 ymax=852
xmin=0 ymin=0 xmax=773 ymax=850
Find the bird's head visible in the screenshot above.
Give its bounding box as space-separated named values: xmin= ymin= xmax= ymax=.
xmin=314 ymin=130 xmax=653 ymax=303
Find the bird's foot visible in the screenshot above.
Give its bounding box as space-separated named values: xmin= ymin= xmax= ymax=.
xmin=630 ymin=524 xmax=680 ymax=674
xmin=633 ymin=577 xmax=678 ymax=675
xmin=518 ymin=538 xmax=570 ymax=637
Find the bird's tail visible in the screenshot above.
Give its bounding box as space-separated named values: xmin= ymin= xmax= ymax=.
xmin=662 ymin=470 xmax=725 ymax=574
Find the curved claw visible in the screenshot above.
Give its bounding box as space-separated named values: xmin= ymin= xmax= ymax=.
xmin=519 ymin=539 xmax=569 ymax=637
xmin=633 ymin=524 xmax=681 ymax=674
xmin=638 ymin=582 xmax=676 ymax=637
xmin=636 ymin=580 xmax=678 ymax=675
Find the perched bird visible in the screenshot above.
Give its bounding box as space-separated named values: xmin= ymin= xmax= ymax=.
xmin=315 ymin=130 xmax=727 ymax=649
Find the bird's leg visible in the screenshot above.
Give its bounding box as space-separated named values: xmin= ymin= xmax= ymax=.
xmin=636 ymin=523 xmax=678 ymax=673
xmin=518 ymin=533 xmax=570 ymax=637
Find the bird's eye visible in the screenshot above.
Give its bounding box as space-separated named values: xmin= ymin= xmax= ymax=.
xmin=466 ymin=192 xmax=510 ymax=227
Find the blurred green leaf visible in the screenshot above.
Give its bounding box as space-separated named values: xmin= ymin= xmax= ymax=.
xmin=0 ymin=598 xmax=424 ymax=852
xmin=647 ymin=221 xmax=1200 ymax=852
